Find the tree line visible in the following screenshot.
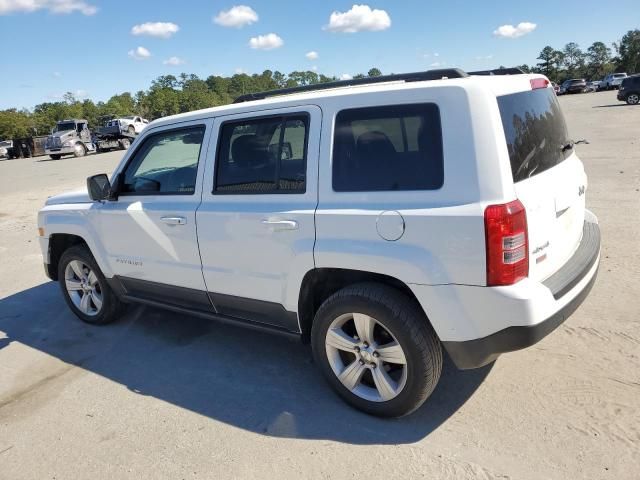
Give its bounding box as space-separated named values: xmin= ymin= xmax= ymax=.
xmin=516 ymin=29 xmax=639 ymax=82
xmin=0 ymin=68 xmax=383 ymax=140
xmin=1 ymin=28 xmax=638 ymax=140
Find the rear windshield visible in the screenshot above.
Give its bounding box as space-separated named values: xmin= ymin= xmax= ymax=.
xmin=498 ymin=88 xmax=571 ymax=183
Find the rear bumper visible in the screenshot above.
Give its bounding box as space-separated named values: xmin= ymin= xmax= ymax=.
xmin=443 ymin=264 xmax=598 ymax=369
xmin=410 ymin=212 xmax=601 ymax=369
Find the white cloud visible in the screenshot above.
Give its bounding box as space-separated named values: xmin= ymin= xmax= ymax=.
xmin=305 ymin=51 xmax=318 ymax=60
xmin=131 ymin=21 xmax=179 ymax=39
xmin=493 ymin=22 xmax=537 ymax=39
xmin=52 ymin=71 xmax=62 ymax=78
xmin=234 ymin=68 xmax=246 ymax=74
xmin=311 ymin=65 xmax=318 ymax=72
xmin=429 ymin=61 xmax=445 ymax=67
xmin=475 ymin=54 xmax=494 ymax=60
xmin=214 ymin=5 xmax=258 ymax=28
xmin=128 ymin=46 xmax=151 ymax=60
xmin=248 ymin=33 xmax=283 ymax=50
xmin=163 ymin=56 xmax=185 ymax=66
xmin=325 ymin=5 xmax=391 ymax=33
xmin=74 ymin=89 xmax=88 ymax=99
xmin=0 ymin=0 xmax=97 ymax=15
xmin=340 ymin=73 xmax=353 ymax=80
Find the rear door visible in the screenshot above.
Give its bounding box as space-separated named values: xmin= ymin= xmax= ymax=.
xmin=197 ymin=105 xmax=321 ymax=331
xmin=497 ymin=86 xmax=587 ymax=281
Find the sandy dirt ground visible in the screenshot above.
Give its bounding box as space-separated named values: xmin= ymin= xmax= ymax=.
xmin=0 ymin=91 xmax=638 ymax=480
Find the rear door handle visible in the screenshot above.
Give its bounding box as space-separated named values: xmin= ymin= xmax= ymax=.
xmin=160 ymin=216 xmax=187 ymax=225
xmin=261 ymin=219 xmax=298 ymax=231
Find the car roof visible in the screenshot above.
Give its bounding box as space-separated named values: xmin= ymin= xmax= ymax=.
xmin=148 ymin=72 xmax=548 ymax=129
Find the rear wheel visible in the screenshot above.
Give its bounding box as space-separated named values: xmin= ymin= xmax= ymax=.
xmin=626 ymin=93 xmax=639 ymax=105
xmin=120 ymin=138 xmax=131 ymax=150
xmin=128 ymin=125 xmax=135 ymax=135
xmin=58 ymin=245 xmax=123 ymax=325
xmin=311 ymin=283 xmax=442 ymax=417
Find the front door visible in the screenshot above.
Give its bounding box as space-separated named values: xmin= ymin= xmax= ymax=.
xmin=96 ymin=119 xmax=213 ymax=309
xmin=197 ymin=106 xmax=321 ymax=331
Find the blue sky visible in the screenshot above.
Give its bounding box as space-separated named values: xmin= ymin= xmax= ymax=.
xmin=0 ymin=0 xmax=637 ymax=110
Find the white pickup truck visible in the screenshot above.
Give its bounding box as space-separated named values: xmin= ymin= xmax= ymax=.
xmin=106 ymin=115 xmax=149 ymax=135
xmin=37 ymin=68 xmax=600 ymax=417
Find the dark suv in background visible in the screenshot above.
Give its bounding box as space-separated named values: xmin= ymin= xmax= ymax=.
xmin=559 ymin=78 xmax=587 ymax=94
xmin=618 ymin=75 xmax=640 ymax=105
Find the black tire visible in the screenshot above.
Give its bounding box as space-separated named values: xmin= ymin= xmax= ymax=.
xmin=58 ymin=245 xmax=123 ymax=325
xmin=128 ymin=125 xmax=135 ymax=135
xmin=626 ymin=93 xmax=640 ymax=105
xmin=311 ymin=283 xmax=442 ymax=417
xmin=120 ymin=138 xmax=131 ymax=150
xmin=50 ymin=154 xmax=61 ymax=160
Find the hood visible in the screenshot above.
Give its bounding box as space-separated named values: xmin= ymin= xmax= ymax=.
xmin=45 ymin=187 xmax=92 ymax=206
xmin=49 ymin=130 xmax=76 ymax=140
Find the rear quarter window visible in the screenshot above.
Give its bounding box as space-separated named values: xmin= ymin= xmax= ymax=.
xmin=332 ymin=103 xmax=444 ymax=192
xmin=498 ymin=88 xmax=571 ymax=183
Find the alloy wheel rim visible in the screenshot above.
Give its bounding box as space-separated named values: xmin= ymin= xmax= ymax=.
xmin=325 ymin=313 xmax=407 ymax=402
xmin=629 ymin=94 xmax=639 ymax=104
xmin=64 ymin=260 xmax=103 ymax=316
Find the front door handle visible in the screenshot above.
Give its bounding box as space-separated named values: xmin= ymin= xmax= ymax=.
xmin=161 ymin=216 xmax=187 ymax=225
xmin=261 ymin=219 xmax=298 ymax=231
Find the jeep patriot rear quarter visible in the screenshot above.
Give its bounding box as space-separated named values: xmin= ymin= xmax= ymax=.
xmin=38 ymin=68 xmax=600 ymax=417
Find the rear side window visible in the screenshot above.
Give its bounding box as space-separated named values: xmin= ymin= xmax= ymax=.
xmin=498 ymin=88 xmax=571 ymax=183
xmin=215 ymin=114 xmax=308 ymax=194
xmin=332 ymin=104 xmax=443 ymax=192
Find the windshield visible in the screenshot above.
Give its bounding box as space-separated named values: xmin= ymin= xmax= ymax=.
xmin=55 ymin=122 xmax=76 ymax=132
xmin=123 ymin=116 xmax=136 ymax=120
xmin=498 ymin=88 xmax=571 ymax=183
xmin=613 ymin=74 xmax=626 ymax=78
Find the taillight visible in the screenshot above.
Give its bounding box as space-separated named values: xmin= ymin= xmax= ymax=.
xmin=484 ymin=200 xmax=529 ymax=286
xmin=530 ymin=78 xmax=550 ymax=90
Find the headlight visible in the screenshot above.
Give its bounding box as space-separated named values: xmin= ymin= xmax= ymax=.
xmin=63 ymin=141 xmax=73 ymax=147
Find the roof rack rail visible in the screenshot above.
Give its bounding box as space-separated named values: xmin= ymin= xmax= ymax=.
xmin=233 ymin=68 xmax=469 ymax=103
xmin=468 ymin=67 xmax=525 ymax=76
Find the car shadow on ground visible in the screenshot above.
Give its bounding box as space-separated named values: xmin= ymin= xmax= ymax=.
xmin=592 ymin=104 xmax=628 ymax=108
xmin=0 ymin=282 xmax=493 ymax=445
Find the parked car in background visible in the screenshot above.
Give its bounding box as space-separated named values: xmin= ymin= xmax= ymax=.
xmin=585 ymin=81 xmax=600 ymax=92
xmin=617 ymin=74 xmax=640 ymax=105
xmin=559 ymin=78 xmax=587 ymax=94
xmin=0 ymin=139 xmax=11 ymax=159
xmin=601 ymin=73 xmax=627 ymax=90
xmin=106 ymin=116 xmax=149 ymax=135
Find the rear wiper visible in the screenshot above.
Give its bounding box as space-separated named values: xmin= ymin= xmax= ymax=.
xmin=561 ymin=139 xmax=589 ymax=152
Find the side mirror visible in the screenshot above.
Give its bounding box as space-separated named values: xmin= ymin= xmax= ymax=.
xmin=87 ymin=174 xmax=111 ymax=201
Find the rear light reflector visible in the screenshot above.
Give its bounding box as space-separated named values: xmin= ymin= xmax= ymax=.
xmin=530 ymin=78 xmax=550 ymax=90
xmin=485 ymin=200 xmax=529 ymax=286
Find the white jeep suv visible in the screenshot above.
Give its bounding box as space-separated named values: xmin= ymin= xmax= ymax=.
xmin=38 ymin=69 xmax=600 ymax=417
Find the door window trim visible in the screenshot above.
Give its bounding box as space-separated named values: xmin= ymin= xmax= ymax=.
xmin=117 ymin=124 xmax=207 ymax=197
xmin=212 ymin=112 xmax=310 ymax=195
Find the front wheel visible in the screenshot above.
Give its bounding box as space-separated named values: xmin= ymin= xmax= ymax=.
xmin=311 ymin=283 xmax=442 ymax=417
xmin=73 ymin=143 xmax=86 ymax=157
xmin=120 ymin=138 xmax=131 ymax=150
xmin=58 ymin=245 xmax=123 ymax=325
xmin=626 ymin=93 xmax=639 ymax=105
xmin=50 ymin=154 xmax=61 ymax=160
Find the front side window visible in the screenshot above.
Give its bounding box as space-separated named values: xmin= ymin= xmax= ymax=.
xmin=332 ymin=103 xmax=444 ymax=192
xmin=215 ymin=114 xmax=308 ymax=194
xmin=121 ymin=126 xmax=205 ymax=195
